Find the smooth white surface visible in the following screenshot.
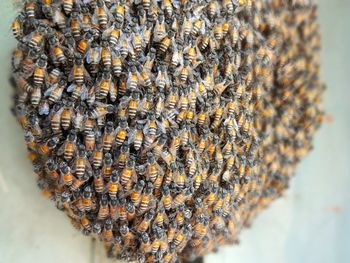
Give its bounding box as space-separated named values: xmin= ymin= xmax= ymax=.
xmin=0 ymin=1 xmax=349 ymax=263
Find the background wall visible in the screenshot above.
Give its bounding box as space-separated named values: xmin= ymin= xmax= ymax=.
xmin=0 ymin=1 xmax=349 ymax=263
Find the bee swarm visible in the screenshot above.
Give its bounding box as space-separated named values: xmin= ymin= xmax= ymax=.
xmin=11 ymin=0 xmax=324 ymax=262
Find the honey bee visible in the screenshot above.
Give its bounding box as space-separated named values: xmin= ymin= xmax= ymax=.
xmin=86 ymin=43 xmax=101 ymax=77
xmin=117 ymin=143 xmax=129 ymax=169
xmin=128 ymin=122 xmax=143 ymax=151
xmin=69 ymin=55 xmax=90 ymax=85
xmin=102 ymin=152 xmax=113 ymax=179
xmin=114 ymin=119 xmax=128 ymax=146
xmin=173 ymin=187 xmax=192 ymax=209
xmin=153 ymin=12 xmax=166 ymax=42
xmin=74 ymin=147 xmax=92 ymax=178
xmin=126 ymin=65 xmax=139 ymax=91
xmin=144 ymin=152 xmax=160 ymax=183
xmin=46 ymin=159 xmax=59 ymax=182
xmin=80 ymin=215 xmax=92 ymax=232
xmin=25 ymin=1 xmax=36 ymax=18
xmin=26 ymin=25 xmax=46 ymax=51
xmin=151 ymin=227 xmax=167 ymax=254
xmin=12 ymin=14 xmax=24 ymax=40
xmin=60 ymin=163 xmax=73 ymax=186
xmin=68 ymin=11 xmax=81 ymax=38
xmin=154 ymin=204 xmax=168 ymax=227
xmin=127 ymin=91 xmax=140 ymax=119
xmin=173 ymin=226 xmax=188 ymax=248
xmin=57 ymin=131 xmax=76 ymax=161
xmin=120 ymin=157 xmax=136 ymax=186
xmin=96 ymin=194 xmax=109 ymax=220
xmin=89 ymin=102 xmax=114 ymax=119
xmin=93 ymin=169 xmax=104 ymax=193
xmin=94 ymin=0 xmax=111 ymax=29
xmin=111 ymin=51 xmax=122 ymax=77
xmin=114 ymin=3 xmax=125 ymax=24
xmin=76 ymin=31 xmax=92 ymax=54
xmin=32 ymin=56 xmax=47 ymax=87
xmin=53 ymin=9 xmax=66 ymax=29
xmin=129 ymin=179 xmax=145 ymax=206
xmin=140 ymin=232 xmax=152 ymax=253
xmin=103 ymin=218 xmax=114 ymax=242
xmin=120 ymin=224 xmax=135 ymax=247
xmin=117 ymin=198 xmax=128 ymax=221
xmin=84 ymin=130 xmax=96 ymax=151
xmin=131 ymin=29 xmax=142 ymax=55
xmin=49 ymin=104 xmax=63 ymax=134
xmin=138 ymin=182 xmax=155 ymax=215
xmin=141 ymin=0 xmax=151 ymax=10
xmin=162 ymin=0 xmax=173 ymax=17
xmin=176 ymin=57 xmax=192 ymax=83
xmin=101 ymin=41 xmax=112 ymax=70
xmin=59 ymin=101 xmax=73 ymax=130
xmin=158 ymin=29 xmax=175 ymax=54
xmin=70 ymin=173 xmax=89 ymax=192
xmin=136 ymin=209 xmax=155 ymax=232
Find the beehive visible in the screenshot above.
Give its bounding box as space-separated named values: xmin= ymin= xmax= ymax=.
xmin=11 ymin=0 xmax=324 ymax=262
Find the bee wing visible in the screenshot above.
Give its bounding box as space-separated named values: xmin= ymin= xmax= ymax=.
xmin=118 ymin=95 xmax=130 ymax=107
xmin=83 ymin=66 xmax=92 ymax=82
xmin=101 ymin=25 xmax=114 ymax=39
xmin=68 ymin=68 xmax=75 ymax=82
xmin=44 ymin=84 xmax=56 ymax=97
xmin=85 ymin=159 xmax=93 ymax=174
xmin=67 ymin=83 xmax=76 ymax=93
xmin=156 ymin=162 xmax=164 ymax=177
xmin=86 ymin=47 xmax=101 ymax=64
xmin=81 ymin=84 xmax=88 ymax=101
xmin=143 ymin=121 xmax=150 ymax=135
xmin=57 ymin=142 xmax=66 ymax=156
xmin=38 ymin=100 xmax=50 ymax=115
xmin=127 ymin=128 xmax=135 ymax=144
xmin=53 ymin=10 xmax=63 ymax=23
xmin=172 ymin=0 xmax=180 ymax=9
xmin=148 ymin=197 xmax=157 ymax=211
xmin=109 ymin=82 xmax=117 ymax=102
xmin=156 ymin=120 xmax=166 ymax=134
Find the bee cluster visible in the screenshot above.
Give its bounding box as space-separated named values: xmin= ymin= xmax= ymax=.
xmin=11 ymin=0 xmax=324 ymax=262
